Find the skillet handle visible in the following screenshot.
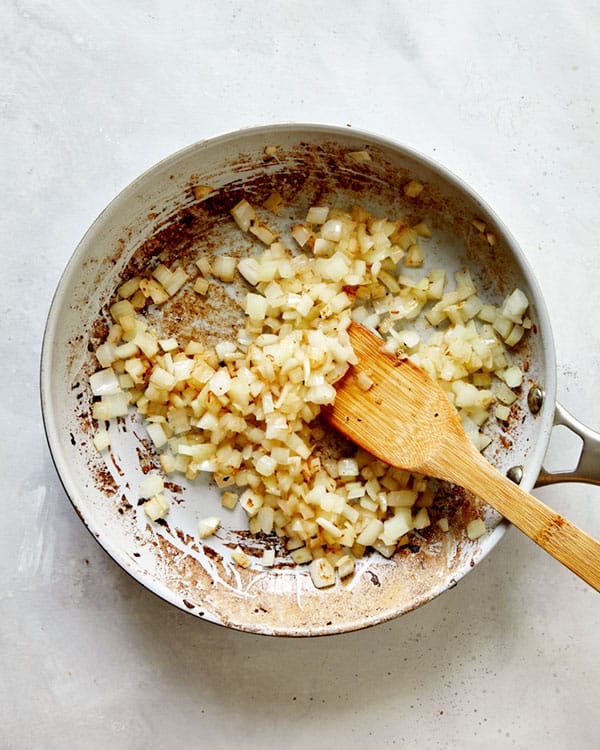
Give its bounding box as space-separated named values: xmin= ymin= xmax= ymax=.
xmin=535 ymin=402 xmax=600 ymax=487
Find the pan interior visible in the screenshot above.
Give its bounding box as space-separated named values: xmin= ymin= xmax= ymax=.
xmin=41 ymin=125 xmax=555 ymax=635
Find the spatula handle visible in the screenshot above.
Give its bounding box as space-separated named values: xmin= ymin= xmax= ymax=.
xmin=441 ymin=446 xmax=600 ymax=592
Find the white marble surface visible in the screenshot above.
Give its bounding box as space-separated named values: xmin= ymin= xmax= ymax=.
xmin=2 ymin=1 xmax=600 ymax=748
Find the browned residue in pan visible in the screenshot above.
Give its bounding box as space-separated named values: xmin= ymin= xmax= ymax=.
xmin=68 ymin=134 xmax=542 ymax=633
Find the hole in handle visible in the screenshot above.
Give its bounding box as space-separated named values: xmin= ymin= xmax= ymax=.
xmin=542 ymin=424 xmax=584 ymax=474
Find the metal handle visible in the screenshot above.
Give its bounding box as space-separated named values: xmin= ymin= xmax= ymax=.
xmin=535 ymin=402 xmax=600 ymax=487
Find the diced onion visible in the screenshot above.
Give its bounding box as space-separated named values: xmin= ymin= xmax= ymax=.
xmin=249 ymin=222 xmax=277 ymax=246
xmin=505 ymin=324 xmax=525 ymax=348
xmin=502 ymin=366 xmax=523 ymax=388
xmin=193 ymin=277 xmax=209 ymax=295
xmin=306 ymin=206 xmax=329 ymax=225
xmin=146 ymin=422 xmax=168 ymax=448
xmin=308 ymin=557 xmax=335 ymax=588
xmin=467 ymin=518 xmax=487 ymax=540
xmin=212 ymin=255 xmax=237 ymax=282
xmin=90 ymin=195 xmax=530 ymax=588
xmin=92 ymin=428 xmax=111 ymax=452
xmin=193 ymin=185 xmax=213 ymax=200
xmin=139 ymin=473 xmax=164 ymax=498
xmin=262 ymin=548 xmax=275 ymax=567
xmin=263 ymin=191 xmax=284 ymax=214
xmin=92 ymin=392 xmax=129 ymax=420
xmin=144 ymin=493 xmax=170 ymax=521
xmin=320 ymin=219 xmax=344 ymax=242
xmin=90 ymin=368 xmax=121 ymax=397
xmin=502 ymin=288 xmax=529 ymax=323
xmin=95 ymin=342 xmax=117 ymax=368
xmin=413 ymin=507 xmax=430 ymax=530
xmin=231 ymin=199 xmax=256 ymax=232
xmin=231 ymin=547 xmax=251 ymax=568
xmin=245 ymin=292 xmax=268 ymax=320
xmin=403 ymin=180 xmax=424 ymax=198
xmin=347 ymin=150 xmax=371 ymax=163
xmin=336 ymin=554 xmax=355 ymax=578
xmin=291 ymin=224 xmax=312 ymax=248
xmin=198 ymin=516 xmax=221 ymax=539
xmin=495 ymin=404 xmax=511 ymax=422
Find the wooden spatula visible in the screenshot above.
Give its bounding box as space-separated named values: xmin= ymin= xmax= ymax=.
xmin=325 ymin=322 xmax=600 ymax=591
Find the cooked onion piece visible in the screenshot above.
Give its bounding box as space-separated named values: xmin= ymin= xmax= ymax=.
xmin=90 ymin=197 xmax=530 ymax=583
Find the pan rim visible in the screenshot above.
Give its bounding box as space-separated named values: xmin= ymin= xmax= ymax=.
xmin=40 ymin=123 xmax=558 ymax=635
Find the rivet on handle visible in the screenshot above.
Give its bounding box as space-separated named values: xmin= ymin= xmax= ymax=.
xmin=507 ymin=465 xmax=523 ymax=484
xmin=528 ymin=385 xmax=544 ymax=415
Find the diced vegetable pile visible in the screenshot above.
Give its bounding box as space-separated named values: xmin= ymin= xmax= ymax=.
xmin=90 ymin=182 xmax=530 ymax=588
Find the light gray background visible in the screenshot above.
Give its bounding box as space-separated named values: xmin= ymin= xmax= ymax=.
xmin=2 ymin=2 xmax=599 ymax=748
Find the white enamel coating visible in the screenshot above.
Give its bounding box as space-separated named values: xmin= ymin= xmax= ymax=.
xmin=41 ymin=124 xmax=558 ymax=635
